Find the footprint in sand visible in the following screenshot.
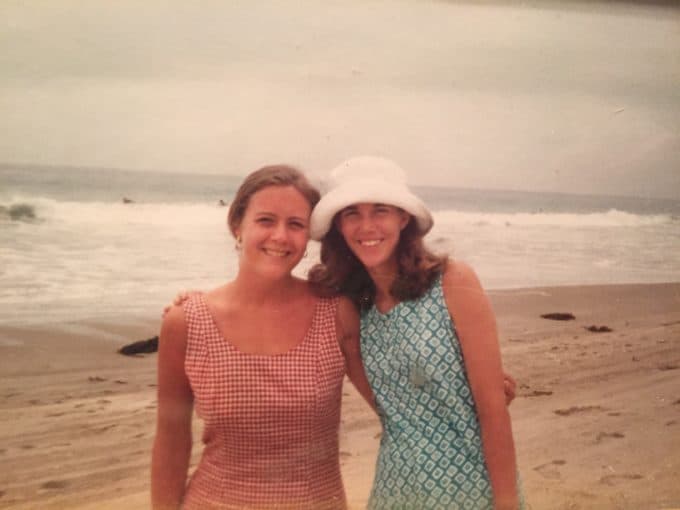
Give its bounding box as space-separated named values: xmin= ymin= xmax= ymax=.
xmin=554 ymin=405 xmax=604 ymax=416
xmin=92 ymin=424 xmax=117 ymax=433
xmin=41 ymin=480 xmax=69 ymax=490
xmin=526 ymin=389 xmax=553 ymax=397
xmin=595 ymin=432 xmax=625 ymax=443
xmin=599 ymin=473 xmax=642 ymax=486
xmin=533 ymin=459 xmax=566 ymax=480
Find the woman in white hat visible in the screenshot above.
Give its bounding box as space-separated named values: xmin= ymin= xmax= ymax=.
xmin=308 ymin=157 xmax=522 ymax=510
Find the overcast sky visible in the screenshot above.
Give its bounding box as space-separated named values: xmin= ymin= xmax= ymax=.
xmin=1 ymin=1 xmax=679 ymax=199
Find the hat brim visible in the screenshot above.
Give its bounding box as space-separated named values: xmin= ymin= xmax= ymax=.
xmin=309 ymin=180 xmax=433 ymax=240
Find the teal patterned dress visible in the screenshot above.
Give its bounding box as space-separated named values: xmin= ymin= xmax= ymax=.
xmin=360 ymin=275 xmax=514 ymax=509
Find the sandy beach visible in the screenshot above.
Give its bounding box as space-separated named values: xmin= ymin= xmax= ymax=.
xmin=1 ymin=283 xmax=678 ymax=510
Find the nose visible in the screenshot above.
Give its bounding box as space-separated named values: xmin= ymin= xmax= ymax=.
xmin=271 ymin=221 xmax=289 ymax=241
xmin=357 ymin=213 xmax=377 ymax=232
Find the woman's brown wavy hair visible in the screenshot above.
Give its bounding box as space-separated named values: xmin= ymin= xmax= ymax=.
xmin=308 ymin=213 xmax=447 ymax=311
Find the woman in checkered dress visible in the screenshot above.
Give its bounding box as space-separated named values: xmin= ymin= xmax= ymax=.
xmin=151 ymin=165 xmax=372 ymax=509
xmin=308 ymin=157 xmax=523 ymax=509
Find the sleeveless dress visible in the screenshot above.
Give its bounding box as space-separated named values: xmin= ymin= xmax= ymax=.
xmin=181 ymin=294 xmax=347 ymax=510
xmin=360 ymin=275 xmax=521 ymax=509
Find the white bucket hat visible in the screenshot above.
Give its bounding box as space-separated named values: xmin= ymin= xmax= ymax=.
xmin=310 ymin=156 xmax=433 ymax=240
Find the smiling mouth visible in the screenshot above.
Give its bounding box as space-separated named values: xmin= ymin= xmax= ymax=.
xmin=358 ymin=239 xmax=382 ymax=247
xmin=262 ymin=248 xmax=289 ymax=257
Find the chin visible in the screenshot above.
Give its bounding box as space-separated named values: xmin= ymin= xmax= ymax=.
xmin=355 ymin=256 xmax=386 ymax=270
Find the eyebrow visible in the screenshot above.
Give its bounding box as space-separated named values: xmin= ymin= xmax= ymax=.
xmin=255 ymin=211 xmax=308 ymax=222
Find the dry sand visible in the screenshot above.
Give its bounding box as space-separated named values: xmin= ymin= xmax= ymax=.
xmin=1 ymin=283 xmax=678 ymax=509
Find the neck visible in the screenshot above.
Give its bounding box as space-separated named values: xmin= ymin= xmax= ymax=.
xmin=232 ymin=271 xmax=301 ymax=306
xmin=367 ymin=261 xmax=399 ymax=304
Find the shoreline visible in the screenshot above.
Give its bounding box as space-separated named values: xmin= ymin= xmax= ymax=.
xmin=1 ymin=282 xmax=679 ymax=509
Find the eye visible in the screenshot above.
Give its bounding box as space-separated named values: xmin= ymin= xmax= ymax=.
xmin=340 ymin=208 xmax=358 ymax=219
xmin=375 ymin=205 xmax=391 ymax=214
xmin=288 ymin=220 xmax=307 ymax=230
xmin=256 ymin=217 xmax=274 ymax=225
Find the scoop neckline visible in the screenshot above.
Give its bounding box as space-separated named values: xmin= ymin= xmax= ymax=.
xmin=371 ymin=300 xmax=405 ymax=318
xmin=198 ymin=293 xmax=321 ymax=358
xmin=368 ymin=273 xmax=443 ymax=318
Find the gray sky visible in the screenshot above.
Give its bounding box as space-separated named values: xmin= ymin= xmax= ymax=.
xmin=1 ymin=0 xmax=679 ymax=199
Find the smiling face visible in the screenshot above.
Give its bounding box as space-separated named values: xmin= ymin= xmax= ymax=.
xmin=234 ymin=185 xmax=312 ymax=280
xmin=336 ymin=203 xmax=410 ymax=273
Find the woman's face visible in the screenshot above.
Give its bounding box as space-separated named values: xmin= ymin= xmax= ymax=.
xmin=235 ymin=185 xmax=311 ymax=279
xmin=336 ymin=203 xmax=409 ymax=272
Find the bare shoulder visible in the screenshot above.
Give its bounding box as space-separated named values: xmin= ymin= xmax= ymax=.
xmin=161 ymin=305 xmax=187 ymax=333
xmin=204 ymin=283 xmax=231 ymax=303
xmin=442 ymin=259 xmax=484 ymax=298
xmin=442 ymin=259 xmax=494 ymax=326
xmin=159 ymin=305 xmax=188 ymax=355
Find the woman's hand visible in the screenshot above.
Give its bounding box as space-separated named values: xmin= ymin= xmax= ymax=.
xmin=161 ymin=291 xmax=198 ymax=317
xmin=503 ymin=372 xmax=517 ymax=405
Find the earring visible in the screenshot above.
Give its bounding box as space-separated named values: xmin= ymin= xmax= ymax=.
xmin=234 ymin=236 xmax=242 ymax=251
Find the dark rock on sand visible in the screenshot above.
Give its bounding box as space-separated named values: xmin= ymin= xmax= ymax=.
xmin=585 ymin=325 xmax=613 ymax=333
xmin=541 ymin=313 xmax=576 ymax=321
xmin=118 ymin=336 xmax=159 ymax=355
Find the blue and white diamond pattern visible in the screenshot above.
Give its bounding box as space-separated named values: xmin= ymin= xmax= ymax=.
xmin=361 ymin=276 xmax=495 ymax=509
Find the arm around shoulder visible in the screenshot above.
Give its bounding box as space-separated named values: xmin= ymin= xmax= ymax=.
xmin=151 ymin=305 xmax=194 ymax=509
xmin=443 ymin=261 xmax=520 ymax=509
xmin=335 ymin=296 xmax=375 ymax=411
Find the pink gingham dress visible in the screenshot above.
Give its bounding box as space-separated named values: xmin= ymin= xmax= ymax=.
xmin=181 ymin=294 xmax=347 ymax=510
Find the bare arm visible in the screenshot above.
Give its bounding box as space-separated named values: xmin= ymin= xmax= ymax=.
xmin=336 ymin=296 xmax=376 ymax=410
xmin=443 ymin=261 xmax=519 ymax=510
xmin=151 ymin=305 xmax=194 ymax=509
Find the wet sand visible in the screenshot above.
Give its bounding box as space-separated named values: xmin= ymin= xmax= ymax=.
xmin=0 ymin=283 xmax=678 ymax=509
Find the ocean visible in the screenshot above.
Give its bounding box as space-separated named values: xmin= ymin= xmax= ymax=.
xmin=2 ymin=163 xmax=679 ymax=327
